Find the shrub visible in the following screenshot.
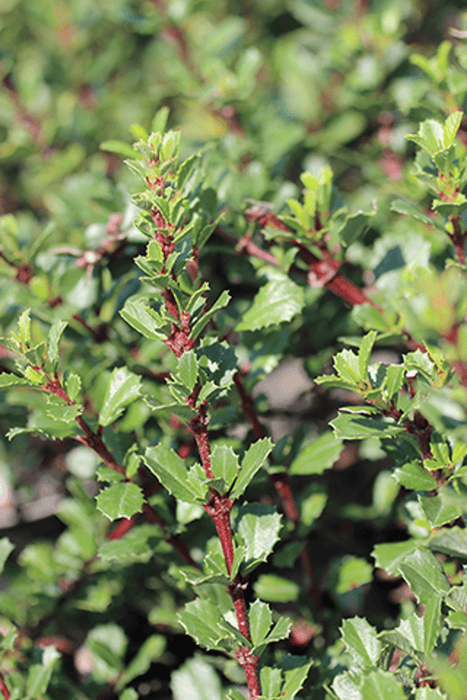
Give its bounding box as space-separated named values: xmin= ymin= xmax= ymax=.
xmin=2 ymin=2 xmax=467 ymax=700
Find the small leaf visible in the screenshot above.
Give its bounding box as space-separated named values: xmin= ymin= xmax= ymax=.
xmin=234 ymin=503 xmax=282 ymax=575
xmin=230 ymin=438 xmax=273 ymax=499
xmin=210 ymin=445 xmax=239 ymax=492
xmin=98 ymin=367 xmax=142 ymax=427
xmin=100 ymin=140 xmax=136 ymax=158
xmin=116 ymin=635 xmax=165 ymax=690
xmin=26 ymin=646 xmax=61 ymax=699
xmin=0 ymin=538 xmax=14 ymax=574
xmin=178 ymin=598 xmax=245 ymax=653
xmin=47 ymin=320 xmax=68 ymax=368
xmin=143 ymin=444 xmax=206 ymax=503
xmin=98 ymin=525 xmax=163 ymax=563
xmin=393 ymin=462 xmax=438 ymax=491
xmin=249 ymin=599 xmax=273 ymax=646
xmin=289 ymin=432 xmax=343 ymax=475
xmin=254 ymin=574 xmax=300 ymax=603
xmin=358 ymin=331 xmax=378 ymax=379
xmin=340 ymin=617 xmax=381 ymax=669
xmin=398 ymin=548 xmax=450 ymax=603
xmin=96 ymin=483 xmax=145 ymax=521
xmin=372 ymin=540 xmax=418 ymax=576
xmin=120 ymin=298 xmax=166 ymax=340
xmin=279 ymin=653 xmax=313 ymax=700
xmin=361 ymin=670 xmax=406 ymax=700
xmin=177 ymin=350 xmax=198 ymax=392
xmin=335 ymin=556 xmax=373 ymax=594
xmin=171 ymin=657 xmax=223 ymax=700
xmin=18 ymin=308 xmax=31 ymax=346
xmin=236 ymin=274 xmax=304 ymax=332
xmin=330 ymin=412 xmax=404 ymax=439
xmin=419 ymin=491 xmax=463 ymax=528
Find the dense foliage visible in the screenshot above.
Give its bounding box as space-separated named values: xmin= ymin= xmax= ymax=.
xmin=3 ymin=1 xmax=467 ymax=699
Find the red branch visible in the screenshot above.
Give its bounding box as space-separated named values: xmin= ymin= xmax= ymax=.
xmin=0 ymin=673 xmax=9 ymax=700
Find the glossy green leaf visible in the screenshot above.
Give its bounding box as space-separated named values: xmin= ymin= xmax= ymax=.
xmin=335 ymin=556 xmax=373 ymax=594
xmin=428 ymin=527 xmax=467 ymax=559
xmin=279 ymin=653 xmax=313 ymax=700
xmin=289 ymin=431 xmax=342 ymax=475
xmin=398 ymin=548 xmax=450 ymax=603
xmin=340 ymin=617 xmax=381 ymax=668
xmin=393 ymin=461 xmax=438 ymax=491
xmin=177 ymin=350 xmax=198 ymax=392
xmin=96 ymin=483 xmax=145 ymax=521
xmin=330 ymin=412 xmax=404 ymax=439
xmin=236 ymin=274 xmax=304 ymax=332
xmin=419 ymin=491 xmax=463 ymax=528
xmin=98 ymin=525 xmax=163 ymax=562
xmin=46 ymin=319 xmax=67 ymax=368
xmin=120 ymin=298 xmax=166 ymax=340
xmin=234 ymin=502 xmax=282 ymax=574
xmin=143 ymin=444 xmax=206 ymax=503
xmin=98 ymin=367 xmax=142 ymax=427
xmin=177 ymin=598 xmax=246 ymax=652
xmin=372 ymin=540 xmax=418 ymax=575
xmin=361 ymin=670 xmax=406 ymax=700
xmin=210 ymin=445 xmax=239 ymax=492
xmin=249 ymin=599 xmax=272 ymax=646
xmin=100 ymin=140 xmax=136 ymax=158
xmin=230 ymin=437 xmax=273 ymax=498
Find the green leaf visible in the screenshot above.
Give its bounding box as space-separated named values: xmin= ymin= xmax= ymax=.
xmin=423 ymin=595 xmax=442 ymax=655
xmin=98 ymin=525 xmax=163 ymax=563
xmin=234 ymin=503 xmax=282 ymax=574
xmin=340 ymin=617 xmax=381 ymax=669
xmin=332 ymin=673 xmax=362 ymax=700
xmin=171 ymin=657 xmax=223 ymax=700
xmin=390 ymin=199 xmax=444 ymax=229
xmin=25 ymin=646 xmax=61 ymax=700
xmin=415 ymin=688 xmax=449 ymax=700
xmin=398 ymin=548 xmax=450 ymax=603
xmin=0 ymin=538 xmax=14 ymax=574
xmin=120 ymin=298 xmax=166 ymax=340
xmin=236 ymin=274 xmax=304 ymax=332
xmin=361 ymin=670 xmax=406 ymax=700
xmin=143 ymin=444 xmax=206 ymax=503
xmin=100 ymin=140 xmax=136 ymax=158
xmin=46 ymin=320 xmax=67 ymax=368
xmin=177 ymin=598 xmax=246 ymax=653
xmin=249 ymin=599 xmax=273 ymax=646
xmin=358 ymin=331 xmax=378 ymax=379
xmin=210 ymin=445 xmax=239 ymax=493
xmin=428 ymin=527 xmax=467 ymax=558
xmin=372 ymin=540 xmax=418 ymax=575
xmin=260 ymin=666 xmax=282 ymax=699
xmin=0 ymin=373 xmax=33 ymax=388
xmin=419 ymin=491 xmax=463 ymax=528
xmin=98 ymin=367 xmax=142 ymax=427
xmin=96 ymin=483 xmax=145 ymax=521
xmin=177 ymin=350 xmax=198 ymax=392
xmin=279 ymin=653 xmax=313 ymax=700
xmin=335 ymin=556 xmax=373 ymax=594
xmin=443 ymin=110 xmax=463 ymax=148
xmin=230 ymin=437 xmax=273 ymax=499
xmin=116 ymin=635 xmax=165 ymax=690
xmin=64 ymin=371 xmax=81 ymax=402
xmin=190 ymin=290 xmax=231 ymax=340
xmin=18 ymin=308 xmax=31 ymax=347
xmin=254 ymin=574 xmax=300 ymax=603
xmin=330 ymin=411 xmax=404 ymax=439
xmin=289 ymin=432 xmax=343 ymax=475
xmin=393 ymin=461 xmax=438 ymax=491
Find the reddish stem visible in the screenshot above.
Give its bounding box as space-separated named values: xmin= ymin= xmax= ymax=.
xmin=0 ymin=674 xmax=9 ymax=700
xmin=448 ymin=215 xmax=466 ymax=265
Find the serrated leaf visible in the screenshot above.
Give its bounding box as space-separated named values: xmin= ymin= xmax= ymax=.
xmin=249 ymin=599 xmax=273 ymax=646
xmin=419 ymin=491 xmax=463 ymax=528
xmin=340 ymin=617 xmax=381 ymax=668
xmin=423 ymin=595 xmax=442 ymax=655
xmin=263 ymin=616 xmax=291 ymax=646
xmin=384 ymin=364 xmax=405 ymax=398
xmin=18 ymin=308 xmax=31 ymax=346
xmin=361 ymin=670 xmax=406 ymax=700
xmin=177 ymin=350 xmax=198 ymax=392
xmin=234 ymin=503 xmax=282 ymax=574
xmin=236 ymin=276 xmax=304 ymax=332
xmin=230 ymin=438 xmax=273 ymax=499
xmin=190 ymin=290 xmax=231 ymax=340
xmin=330 ymin=412 xmax=404 ymax=439
xmin=46 ymin=320 xmax=67 ymax=368
xmin=0 ymin=538 xmax=14 ymax=574
xmin=143 ymin=444 xmax=206 ymax=503
xmin=120 ymin=298 xmax=166 ymax=340
xmin=289 ymin=432 xmax=343 ymax=475
xmin=260 ymin=666 xmax=283 ymax=699
xmin=398 ymin=548 xmax=450 ymax=603
xmin=390 ymin=199 xmax=444 ymax=229
xmin=332 ymin=672 xmax=362 ymax=700
xmin=98 ymin=367 xmax=142 ymax=427
xmin=210 ymin=445 xmax=239 ymax=492
xmin=0 ymin=373 xmax=34 ymax=388
xmin=358 ymin=331 xmax=378 ymax=379
xmin=415 ymin=688 xmax=448 ymax=700
xmin=372 ymin=540 xmax=418 ymax=576
xmin=171 ymin=657 xmax=223 ymax=700
xmin=393 ymin=462 xmax=438 ymax=491
xmin=279 ymin=653 xmax=313 ymax=700
xmin=443 ymin=110 xmax=463 ymax=148
xmin=96 ymin=483 xmax=145 ymax=521
xmin=428 ymin=527 xmax=467 ymax=558
xmin=178 ymin=598 xmax=246 ymax=653
xmin=64 ymin=371 xmax=81 ymax=401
